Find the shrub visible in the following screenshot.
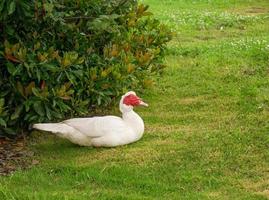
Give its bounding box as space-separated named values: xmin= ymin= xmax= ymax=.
xmin=0 ymin=0 xmax=172 ymax=136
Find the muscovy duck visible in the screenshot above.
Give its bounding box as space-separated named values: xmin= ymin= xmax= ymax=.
xmin=33 ymin=91 xmax=148 ymax=147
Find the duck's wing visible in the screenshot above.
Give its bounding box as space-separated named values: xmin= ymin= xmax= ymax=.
xmin=63 ymin=116 xmax=125 ymax=138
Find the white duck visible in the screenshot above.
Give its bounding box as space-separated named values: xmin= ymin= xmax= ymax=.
xmin=33 ymin=91 xmax=148 ymax=147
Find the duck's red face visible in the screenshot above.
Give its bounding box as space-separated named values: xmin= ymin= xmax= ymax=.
xmin=123 ymin=94 xmax=148 ymax=107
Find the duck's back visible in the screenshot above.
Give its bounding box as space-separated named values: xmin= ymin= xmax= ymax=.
xmin=63 ymin=116 xmax=127 ymax=137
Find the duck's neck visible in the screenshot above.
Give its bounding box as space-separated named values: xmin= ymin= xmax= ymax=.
xmin=122 ymin=110 xmax=144 ymax=137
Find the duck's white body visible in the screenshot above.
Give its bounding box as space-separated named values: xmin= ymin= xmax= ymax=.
xmin=33 ymin=91 xmax=147 ymax=147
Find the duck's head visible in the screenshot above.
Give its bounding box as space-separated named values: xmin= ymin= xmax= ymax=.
xmin=120 ymin=91 xmax=148 ymax=113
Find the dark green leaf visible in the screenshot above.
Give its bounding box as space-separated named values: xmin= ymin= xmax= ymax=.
xmin=36 ymin=69 xmax=41 ymax=82
xmin=4 ymin=127 xmax=17 ymax=135
xmin=24 ymin=101 xmax=31 ymax=112
xmin=65 ymin=71 xmax=76 ymax=84
xmin=51 ymin=110 xmax=62 ymax=119
xmin=0 ymin=0 xmax=5 ymax=12
xmin=6 ymin=62 xmax=16 ymax=75
xmin=0 ymin=118 xmax=7 ymax=127
xmin=97 ymin=96 xmax=101 ymax=105
xmin=32 ymin=88 xmax=42 ymax=98
xmin=44 ymin=104 xmax=52 ymax=120
xmin=44 ymin=64 xmax=59 ymax=72
xmin=8 ymin=1 xmax=16 ymax=15
xmin=16 ymin=82 xmax=25 ymax=97
xmin=33 ymin=101 xmax=45 ymax=116
xmin=0 ymin=98 xmax=4 ymax=108
xmin=11 ymin=105 xmax=23 ymax=120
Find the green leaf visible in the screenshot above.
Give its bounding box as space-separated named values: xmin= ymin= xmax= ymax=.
xmin=97 ymin=96 xmax=101 ymax=105
xmin=16 ymin=82 xmax=25 ymax=97
xmin=8 ymin=1 xmax=16 ymax=15
xmin=0 ymin=0 xmax=5 ymax=12
xmin=0 ymin=118 xmax=7 ymax=127
xmin=32 ymin=88 xmax=42 ymax=98
xmin=51 ymin=110 xmax=62 ymax=119
xmin=43 ymin=64 xmax=59 ymax=72
xmin=76 ymin=56 xmax=85 ymax=65
xmin=33 ymin=101 xmax=45 ymax=116
xmin=36 ymin=69 xmax=41 ymax=82
xmin=57 ymin=101 xmax=71 ymax=112
xmin=6 ymin=62 xmax=16 ymax=75
xmin=44 ymin=104 xmax=52 ymax=120
xmin=25 ymin=82 xmax=35 ymax=97
xmin=65 ymin=71 xmax=76 ymax=85
xmin=11 ymin=105 xmax=23 ymax=120
xmin=4 ymin=127 xmax=17 ymax=135
xmin=0 ymin=98 xmax=4 ymax=108
xmin=6 ymin=26 xmax=15 ymax=36
xmin=73 ymin=70 xmax=84 ymax=78
xmin=44 ymin=3 xmax=54 ymax=13
xmin=24 ymin=101 xmax=31 ymax=112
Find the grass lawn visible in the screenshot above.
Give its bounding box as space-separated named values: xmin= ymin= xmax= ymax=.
xmin=1 ymin=0 xmax=269 ymax=199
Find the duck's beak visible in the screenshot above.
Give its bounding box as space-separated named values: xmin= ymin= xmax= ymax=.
xmin=139 ymin=100 xmax=148 ymax=107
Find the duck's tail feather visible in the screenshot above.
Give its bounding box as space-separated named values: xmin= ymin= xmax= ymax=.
xmin=33 ymin=123 xmax=74 ymax=137
xmin=33 ymin=122 xmax=91 ymax=146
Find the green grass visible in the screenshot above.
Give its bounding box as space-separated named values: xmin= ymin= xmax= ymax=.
xmin=1 ymin=0 xmax=269 ymax=199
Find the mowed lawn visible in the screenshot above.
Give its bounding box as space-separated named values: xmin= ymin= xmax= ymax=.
xmin=1 ymin=0 xmax=269 ymax=199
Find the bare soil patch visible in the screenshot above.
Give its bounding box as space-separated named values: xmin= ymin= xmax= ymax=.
xmin=0 ymin=136 xmax=38 ymax=176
